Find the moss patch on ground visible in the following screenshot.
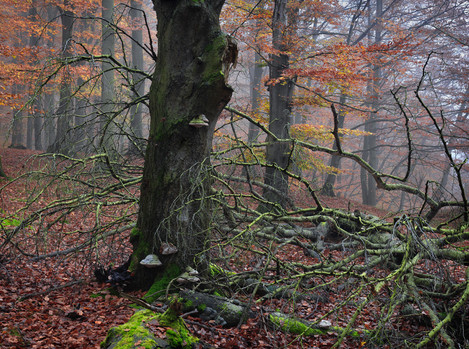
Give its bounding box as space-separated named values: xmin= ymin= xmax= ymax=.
xmin=101 ymin=307 xmax=198 ymax=349
xmin=100 ymin=309 xmax=159 ymax=349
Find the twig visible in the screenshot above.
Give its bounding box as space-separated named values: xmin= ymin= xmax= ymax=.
xmin=17 ymin=279 xmax=84 ymax=301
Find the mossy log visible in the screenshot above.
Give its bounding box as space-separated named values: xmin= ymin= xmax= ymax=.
xmin=268 ymin=312 xmax=332 ymax=336
xmin=267 ymin=311 xmax=367 ymax=339
xmin=179 ymin=289 xmax=255 ymax=327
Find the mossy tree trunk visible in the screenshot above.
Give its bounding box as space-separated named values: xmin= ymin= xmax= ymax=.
xmin=131 ymin=0 xmax=234 ymax=289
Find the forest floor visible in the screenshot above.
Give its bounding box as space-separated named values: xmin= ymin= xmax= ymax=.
xmin=0 ymin=148 xmax=464 ymax=348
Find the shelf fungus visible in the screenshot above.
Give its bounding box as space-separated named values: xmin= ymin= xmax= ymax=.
xmin=160 ymin=242 xmax=178 ymax=255
xmin=189 ymin=114 xmax=209 ymax=128
xmin=176 ymin=266 xmax=200 ymax=283
xmin=139 ymin=254 xmax=163 ymax=268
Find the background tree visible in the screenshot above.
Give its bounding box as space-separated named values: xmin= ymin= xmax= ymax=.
xmin=127 ymin=0 xmax=145 ymax=155
xmin=47 ymin=1 xmax=75 ymax=154
xmin=262 ymin=0 xmax=295 ymax=210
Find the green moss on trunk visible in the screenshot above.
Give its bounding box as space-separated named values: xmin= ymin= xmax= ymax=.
xmin=144 ymin=264 xmax=181 ymax=303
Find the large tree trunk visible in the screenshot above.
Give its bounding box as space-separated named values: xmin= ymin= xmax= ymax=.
xmin=131 ymin=0 xmax=234 ymax=289
xmin=262 ymin=0 xmax=294 ymax=210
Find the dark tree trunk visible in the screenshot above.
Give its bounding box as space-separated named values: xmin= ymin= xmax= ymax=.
xmin=131 ymin=0 xmax=234 ymax=289
xmin=321 ymin=95 xmax=347 ymax=197
xmin=47 ymin=3 xmax=74 ymax=155
xmin=127 ymin=0 xmax=145 ymax=155
xmin=0 ymin=156 xmax=6 ymax=177
xmin=73 ymin=78 xmax=90 ymax=154
xmin=11 ymin=85 xmax=25 ymax=149
xmin=262 ymin=0 xmax=294 ymax=210
xmin=100 ymin=0 xmax=116 ymax=154
xmin=31 ymin=1 xmax=43 ymax=151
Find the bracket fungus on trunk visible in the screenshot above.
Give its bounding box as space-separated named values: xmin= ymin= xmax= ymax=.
xmin=189 ymin=114 xmax=209 ymax=128
xmin=176 ymin=266 xmax=200 ymax=284
xmin=160 ymin=242 xmax=178 ymax=255
xmin=140 ymin=254 xmax=163 ymax=268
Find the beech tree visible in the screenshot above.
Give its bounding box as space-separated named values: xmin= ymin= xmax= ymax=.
xmin=47 ymin=1 xmax=75 ymax=154
xmin=130 ymin=0 xmax=237 ymax=289
xmin=261 ymin=0 xmax=295 ymax=210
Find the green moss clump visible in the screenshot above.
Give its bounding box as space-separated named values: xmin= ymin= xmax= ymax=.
xmin=130 ymin=227 xmax=141 ymax=239
xmin=202 ymin=35 xmax=226 ymax=84
xmin=159 ymin=307 xmax=199 ymax=348
xmin=269 ymin=313 xmax=326 ymax=336
xmin=100 ymin=309 xmax=158 ymax=349
xmin=144 ymin=264 xmax=181 ymax=303
xmin=101 ymin=307 xmax=199 ymax=349
xmin=331 ymin=326 xmax=361 ymax=338
xmin=209 ymin=263 xmax=235 ymax=277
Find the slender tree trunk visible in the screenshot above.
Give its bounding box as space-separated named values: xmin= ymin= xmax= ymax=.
xmin=100 ymin=0 xmax=116 ymax=154
xmin=10 ymin=84 xmax=25 ymax=148
xmin=34 ymin=116 xmax=43 ymax=150
xmin=26 ymin=118 xmax=33 ymax=149
xmin=0 ymin=156 xmax=6 ymax=177
xmin=361 ymin=0 xmax=382 ymax=207
xmin=244 ymin=52 xmax=265 ymax=179
xmin=43 ymin=92 xmax=56 ymax=149
xmin=262 ymin=0 xmax=294 ymax=210
xmin=131 ymin=0 xmax=234 ymax=289
xmin=321 ymin=95 xmax=347 ymax=196
xmin=128 ymin=0 xmax=145 ymax=155
xmin=74 ymin=78 xmax=89 ymax=154
xmin=247 ymin=53 xmax=264 ymax=144
xmin=47 ymin=2 xmax=74 ymax=155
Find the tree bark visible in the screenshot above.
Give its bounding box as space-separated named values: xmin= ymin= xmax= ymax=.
xmin=47 ymin=2 xmax=74 ymax=155
xmin=127 ymin=0 xmax=145 ymax=155
xmin=0 ymin=156 xmax=6 ymax=177
xmin=262 ymin=0 xmax=294 ymax=210
xmin=100 ymin=0 xmax=116 ymax=154
xmin=131 ymin=0 xmax=234 ymax=289
xmin=361 ymin=0 xmax=382 ymax=207
xmin=321 ymin=96 xmax=347 ymax=197
xmin=10 ymin=84 xmax=25 ymax=149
